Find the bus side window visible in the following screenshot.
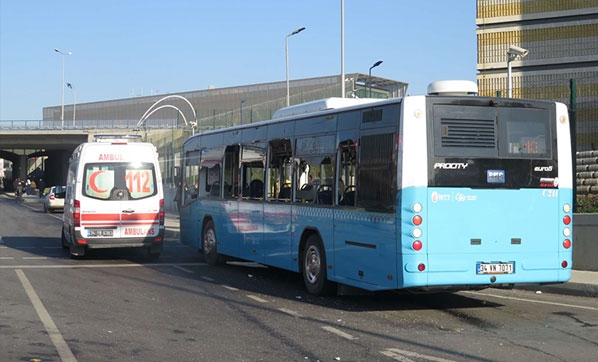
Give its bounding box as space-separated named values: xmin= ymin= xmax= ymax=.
xmin=295 ymin=160 xmax=316 ymax=203
xmin=240 ymin=145 xmax=265 ymax=200
xmin=338 ymin=140 xmax=357 ymax=207
xmin=268 ymin=139 xmax=292 ymax=201
xmin=223 ymin=145 xmax=240 ymax=199
xmin=357 ymin=133 xmax=396 ymax=212
xmin=183 ymin=150 xmax=200 ymax=205
xmin=316 ymin=156 xmax=334 ymax=205
xmin=206 ymin=164 xmax=221 ymax=198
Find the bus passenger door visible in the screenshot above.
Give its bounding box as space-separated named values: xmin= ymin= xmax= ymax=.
xmin=262 ymin=140 xmax=294 ymax=269
xmin=179 ymin=150 xmax=205 ymax=249
xmin=238 ymin=147 xmax=266 ymax=262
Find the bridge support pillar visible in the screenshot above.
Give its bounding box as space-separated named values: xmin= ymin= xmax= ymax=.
xmin=45 ymin=150 xmax=71 ymax=186
xmin=16 ymin=155 xmax=27 ymax=180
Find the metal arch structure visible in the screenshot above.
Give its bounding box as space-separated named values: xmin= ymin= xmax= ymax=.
xmin=139 ymin=105 xmax=188 ymax=128
xmin=138 ymin=94 xmax=197 ymax=128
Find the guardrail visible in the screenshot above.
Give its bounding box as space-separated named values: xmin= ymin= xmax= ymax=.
xmin=0 ymin=119 xmax=187 ymax=130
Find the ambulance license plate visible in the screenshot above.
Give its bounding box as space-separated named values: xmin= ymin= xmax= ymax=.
xmin=476 ymin=262 xmax=514 ymax=275
xmin=87 ymin=229 xmax=113 ymax=237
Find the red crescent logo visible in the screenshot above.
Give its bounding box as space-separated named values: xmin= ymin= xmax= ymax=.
xmin=89 ymin=170 xmax=108 ymax=193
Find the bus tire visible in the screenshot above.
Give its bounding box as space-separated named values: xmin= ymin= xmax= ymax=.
xmin=202 ymin=220 xmax=224 ymax=266
xmin=302 ymin=234 xmax=334 ymax=295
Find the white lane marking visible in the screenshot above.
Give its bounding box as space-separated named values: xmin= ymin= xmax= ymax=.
xmin=465 ymin=291 xmax=598 ymax=311
xmin=16 ymin=269 xmax=78 ymax=362
xmin=23 ymin=257 xmax=48 ymax=260
xmin=201 ymin=276 xmax=215 ymax=282
xmin=0 ymin=257 xmax=15 ymax=260
xmin=381 ymin=348 xmax=457 ymax=362
xmin=172 ymin=265 xmax=195 ymax=274
xmin=321 ymin=326 xmax=357 ymax=340
xmin=247 ymin=295 xmax=269 ymax=303
xmin=222 ymin=285 xmax=239 ymax=291
xmin=278 ymin=308 xmax=303 ymax=318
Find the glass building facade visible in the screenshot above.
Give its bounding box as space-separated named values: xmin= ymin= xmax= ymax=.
xmin=476 ymin=0 xmax=598 ymax=151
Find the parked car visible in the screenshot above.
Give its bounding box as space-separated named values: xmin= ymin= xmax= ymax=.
xmin=43 ymin=185 xmax=66 ymax=212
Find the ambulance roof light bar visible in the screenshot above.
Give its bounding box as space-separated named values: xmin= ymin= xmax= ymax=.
xmin=93 ymin=134 xmax=143 ymax=143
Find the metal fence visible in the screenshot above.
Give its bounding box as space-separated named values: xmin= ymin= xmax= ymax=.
xmin=0 ymin=119 xmax=184 ymax=130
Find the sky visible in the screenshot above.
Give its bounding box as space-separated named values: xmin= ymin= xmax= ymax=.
xmin=0 ymin=1 xmax=477 ymax=121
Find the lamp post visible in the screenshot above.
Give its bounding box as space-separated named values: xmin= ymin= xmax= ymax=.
xmin=507 ymin=45 xmax=528 ymax=98
xmin=240 ymin=99 xmax=246 ymax=125
xmin=54 ymin=48 xmax=71 ymax=128
xmin=286 ymin=26 xmax=306 ymax=107
xmin=67 ymin=83 xmax=76 ymax=126
xmin=341 ymin=0 xmax=345 ymax=98
xmin=368 ymin=60 xmax=383 ymax=98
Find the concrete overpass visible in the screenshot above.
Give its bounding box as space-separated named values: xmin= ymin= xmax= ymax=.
xmin=0 ymin=130 xmax=89 ymax=187
xmin=0 ymin=125 xmax=190 ymax=192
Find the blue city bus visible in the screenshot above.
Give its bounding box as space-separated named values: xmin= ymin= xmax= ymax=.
xmin=178 ymin=80 xmax=573 ymax=295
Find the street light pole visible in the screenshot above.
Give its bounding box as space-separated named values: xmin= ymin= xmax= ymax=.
xmin=286 ymin=27 xmax=306 ymax=107
xmin=341 ymin=0 xmax=345 ymax=98
xmin=368 ymin=60 xmax=383 ymax=98
xmin=54 ymin=48 xmax=71 ymax=128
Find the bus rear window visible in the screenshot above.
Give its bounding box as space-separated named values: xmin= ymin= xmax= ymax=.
xmin=432 ymin=104 xmax=553 ymax=159
xmin=83 ymin=162 xmax=157 ymax=200
xmin=503 ymin=115 xmax=550 ymax=158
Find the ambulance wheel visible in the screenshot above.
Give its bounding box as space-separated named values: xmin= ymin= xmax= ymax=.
xmin=202 ymin=220 xmax=224 ymax=265
xmin=69 ymin=244 xmax=85 ymax=259
xmin=147 ymin=245 xmax=162 ymax=260
xmin=61 ymin=228 xmax=68 ymax=249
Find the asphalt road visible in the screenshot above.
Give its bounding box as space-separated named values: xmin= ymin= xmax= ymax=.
xmin=1 ymin=194 xmax=597 ymax=362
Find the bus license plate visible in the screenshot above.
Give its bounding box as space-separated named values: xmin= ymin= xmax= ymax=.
xmin=476 ymin=262 xmax=514 ymax=275
xmin=87 ymin=229 xmax=113 ymax=237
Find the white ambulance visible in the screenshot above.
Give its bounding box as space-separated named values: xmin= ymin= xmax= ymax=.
xmin=61 ymin=134 xmax=165 ymax=258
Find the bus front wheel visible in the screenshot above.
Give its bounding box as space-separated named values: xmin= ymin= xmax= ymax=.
xmin=202 ymin=220 xmax=224 ymax=265
xmin=302 ymin=235 xmax=334 ymax=295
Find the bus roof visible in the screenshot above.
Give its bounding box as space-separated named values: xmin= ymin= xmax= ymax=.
xmin=272 ymin=97 xmax=384 ymax=119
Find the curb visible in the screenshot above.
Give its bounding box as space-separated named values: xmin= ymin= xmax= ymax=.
xmin=515 ymin=282 xmax=598 ymax=298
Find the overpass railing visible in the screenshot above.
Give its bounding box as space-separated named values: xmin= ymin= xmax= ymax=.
xmin=0 ymin=119 xmax=187 ymax=130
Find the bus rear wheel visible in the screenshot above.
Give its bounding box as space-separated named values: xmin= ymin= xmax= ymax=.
xmin=202 ymin=220 xmax=224 ymax=265
xmin=302 ymin=235 xmax=334 ymax=295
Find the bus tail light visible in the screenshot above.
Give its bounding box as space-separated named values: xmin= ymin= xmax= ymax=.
xmin=561 ymin=260 xmax=568 ymax=268
xmin=412 ymin=240 xmax=422 ymax=251
xmin=418 ymin=263 xmax=426 ymax=272
xmin=412 ymin=215 xmax=422 ymax=226
xmin=563 ymin=215 xmax=571 ymax=225
xmin=563 ymin=239 xmax=571 ymax=249
xmin=73 ymin=199 xmax=81 ymax=227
